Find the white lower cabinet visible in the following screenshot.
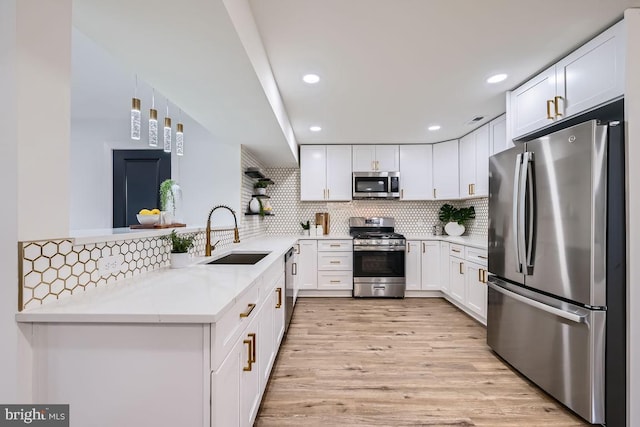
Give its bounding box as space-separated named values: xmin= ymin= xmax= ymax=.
xmin=298 ymin=240 xmax=318 ymax=289
xmin=317 ymin=240 xmax=353 ymax=291
xmin=465 ymin=262 xmax=487 ymax=319
xmin=405 ymin=241 xmax=421 ymax=290
xmin=448 ymin=256 xmax=465 ymax=304
xmin=420 ymin=241 xmax=440 ymax=290
xmin=439 ymin=242 xmax=450 ymax=294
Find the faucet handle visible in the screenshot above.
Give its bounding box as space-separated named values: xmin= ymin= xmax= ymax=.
xmin=211 ymin=239 xmax=221 ymax=250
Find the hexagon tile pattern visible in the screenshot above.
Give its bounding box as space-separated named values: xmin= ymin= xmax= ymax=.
xmin=263 ymin=167 xmax=488 ymax=237
xmin=19 ymin=232 xmax=202 ymax=311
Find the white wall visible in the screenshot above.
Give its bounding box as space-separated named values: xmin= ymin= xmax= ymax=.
xmin=624 ymin=9 xmax=640 ymax=427
xmin=70 ymin=31 xmax=241 ymax=230
xmin=16 ymin=0 xmax=71 ymax=241
xmin=0 ymin=0 xmax=70 ymax=402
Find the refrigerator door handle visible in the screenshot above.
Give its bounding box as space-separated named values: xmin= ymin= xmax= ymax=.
xmin=518 ymin=152 xmax=528 ymax=275
xmin=488 ymin=281 xmax=587 ymax=324
xmin=523 ymin=152 xmax=535 ymax=271
xmin=513 ymin=154 xmax=523 ymax=273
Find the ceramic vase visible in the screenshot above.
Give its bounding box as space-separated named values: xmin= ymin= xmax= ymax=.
xmin=170 ymin=252 xmax=190 ymax=269
xmin=255 ymin=188 xmax=266 ymax=195
xmin=249 ymin=197 xmax=260 ymax=213
xmin=444 ymin=221 xmax=465 ymax=236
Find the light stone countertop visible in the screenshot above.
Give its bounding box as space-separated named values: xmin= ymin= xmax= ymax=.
xmin=297 ymin=234 xmax=353 ymax=240
xmin=16 ymin=235 xmax=298 ymax=324
xmin=402 ymin=234 xmax=488 ymax=250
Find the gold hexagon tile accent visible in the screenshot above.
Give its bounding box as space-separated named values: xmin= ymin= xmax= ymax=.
xmin=42 ymin=242 xmax=57 ymax=258
xmin=24 ymin=244 xmax=42 ymax=261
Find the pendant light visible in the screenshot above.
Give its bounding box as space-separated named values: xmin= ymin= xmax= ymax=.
xmin=176 ymin=109 xmax=184 ymax=156
xmin=130 ymin=75 xmax=141 ymax=140
xmin=149 ymin=89 xmax=158 ymax=147
xmin=163 ymin=101 xmax=172 ymax=153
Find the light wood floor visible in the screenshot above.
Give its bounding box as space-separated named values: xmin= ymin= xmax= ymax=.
xmin=256 ymin=298 xmax=588 ymax=427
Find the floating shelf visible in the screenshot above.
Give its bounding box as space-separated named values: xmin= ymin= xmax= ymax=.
xmin=251 ymin=194 xmax=270 ymax=199
xmin=257 ymin=178 xmax=274 ymax=185
xmin=244 ymin=212 xmax=274 ymax=216
xmin=244 ymin=168 xmax=265 ymax=179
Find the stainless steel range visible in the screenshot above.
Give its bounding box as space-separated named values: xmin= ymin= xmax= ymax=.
xmin=349 ymin=217 xmax=406 ymax=298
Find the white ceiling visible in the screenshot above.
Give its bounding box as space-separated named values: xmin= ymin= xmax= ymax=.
xmin=249 ymin=0 xmax=639 ymax=144
xmin=73 ymin=0 xmax=640 ymax=165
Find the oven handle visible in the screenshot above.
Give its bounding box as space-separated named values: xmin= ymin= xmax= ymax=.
xmin=353 ymin=246 xmax=406 ymax=252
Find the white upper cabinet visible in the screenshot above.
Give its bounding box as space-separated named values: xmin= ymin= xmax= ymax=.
xmin=459 ymin=133 xmax=475 ymax=198
xmin=556 ymin=20 xmax=625 ymax=118
xmin=399 ymin=145 xmax=433 ymax=200
xmin=300 ymin=145 xmax=351 ymax=201
xmin=300 ymin=146 xmax=326 ymax=201
xmin=510 ymin=66 xmax=557 ymax=138
xmin=489 ymin=114 xmax=509 ymax=155
xmin=352 ymin=145 xmax=399 ymax=171
xmin=474 ymin=124 xmax=490 ymax=197
xmin=509 ymin=20 xmax=625 ymax=140
xmin=458 ymin=124 xmax=489 ymax=198
xmin=325 ymin=146 xmax=352 ymax=200
xmin=432 ymin=140 xmax=459 ymax=200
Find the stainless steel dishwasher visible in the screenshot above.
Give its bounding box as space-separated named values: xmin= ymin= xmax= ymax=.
xmin=284 ymin=247 xmax=295 ymax=333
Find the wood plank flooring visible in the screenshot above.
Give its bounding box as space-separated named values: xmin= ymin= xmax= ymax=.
xmin=256 ymin=298 xmax=588 ymax=426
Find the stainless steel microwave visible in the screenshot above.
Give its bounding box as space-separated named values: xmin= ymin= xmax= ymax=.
xmin=352 ymin=172 xmax=400 ymax=199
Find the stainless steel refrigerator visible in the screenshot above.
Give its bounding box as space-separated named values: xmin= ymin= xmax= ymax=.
xmin=487 ymin=117 xmax=626 ymax=426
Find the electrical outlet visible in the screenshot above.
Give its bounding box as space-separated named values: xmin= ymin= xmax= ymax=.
xmin=98 ymin=255 xmax=123 ymax=277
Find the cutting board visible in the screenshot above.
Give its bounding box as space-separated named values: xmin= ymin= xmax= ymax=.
xmin=129 ymin=223 xmax=187 ymax=229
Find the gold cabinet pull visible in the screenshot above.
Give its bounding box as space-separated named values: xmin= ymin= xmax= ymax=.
xmin=468 ymin=183 xmax=472 ymax=195
xmin=478 ymin=255 xmax=487 ymax=259
xmin=330 ymin=280 xmax=341 ymax=284
xmin=330 ymin=244 xmax=341 ymax=247
xmin=407 ymin=243 xmax=411 ymax=253
xmin=554 ymin=96 xmax=563 ymax=117
xmin=546 ymin=99 xmax=555 ymax=120
xmin=329 ymin=260 xmax=341 ymax=264
xmin=433 ymin=188 xmax=437 ymax=199
xmin=249 ymin=333 xmax=256 ymax=363
xmin=478 ymin=268 xmax=482 ymax=282
xmin=483 ymin=270 xmax=488 ymax=283
xmin=295 ymin=243 xmax=300 ymax=254
xmin=327 ymin=188 xmax=330 ymax=199
xmin=275 ymin=287 xmax=282 ymax=308
xmin=459 ymin=262 xmax=464 ymax=274
xmin=239 ymin=303 xmax=256 ymax=318
xmin=243 ymin=339 xmax=253 ymax=371
xmin=452 ymin=248 xmax=461 ymax=253
xmin=292 ymin=262 xmax=297 ymax=276
xmin=422 ymin=242 xmax=426 ymax=253
xmin=400 ymin=189 xmax=404 ymax=199
xmin=471 ymin=183 xmax=475 ymax=195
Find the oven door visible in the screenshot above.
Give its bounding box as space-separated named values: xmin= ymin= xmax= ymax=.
xmin=353 ymin=247 xmax=405 ymax=297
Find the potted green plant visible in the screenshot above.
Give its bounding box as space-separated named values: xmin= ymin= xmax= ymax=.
xmin=253 ymin=180 xmax=269 ymax=195
xmin=159 ymin=179 xmax=176 ymax=224
xmin=162 ymin=230 xmax=195 ymax=268
xmin=439 ymin=204 xmax=475 ymax=236
xmin=300 ymin=220 xmax=310 ymax=236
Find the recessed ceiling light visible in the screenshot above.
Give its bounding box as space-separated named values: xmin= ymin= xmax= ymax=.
xmin=310 ymin=126 xmax=322 ymax=132
xmin=428 ymin=125 xmax=441 ymax=131
xmin=302 ymin=74 xmax=320 ymax=84
xmin=487 ymin=73 xmax=508 ymax=84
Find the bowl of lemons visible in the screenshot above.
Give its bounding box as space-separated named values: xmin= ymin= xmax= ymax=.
xmin=136 ymin=208 xmax=161 ymax=225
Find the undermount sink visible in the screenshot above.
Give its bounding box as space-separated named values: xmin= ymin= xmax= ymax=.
xmin=206 ymin=252 xmax=270 ymax=265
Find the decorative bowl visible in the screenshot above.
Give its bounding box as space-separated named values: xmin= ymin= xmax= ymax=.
xmin=136 ymin=214 xmax=160 ymax=225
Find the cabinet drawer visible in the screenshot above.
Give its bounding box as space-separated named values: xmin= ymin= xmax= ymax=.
xmin=317 ymin=240 xmax=353 ymax=252
xmin=211 ymin=280 xmax=261 ymax=370
xmin=317 ymin=252 xmax=352 ymax=270
xmin=318 ymin=271 xmax=353 ymax=290
xmin=449 ymin=244 xmax=464 ymax=258
xmin=466 ymin=247 xmax=488 ymax=267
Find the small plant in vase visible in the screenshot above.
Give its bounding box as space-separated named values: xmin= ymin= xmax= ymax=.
xmin=159 ymin=179 xmax=176 ymax=224
xmin=439 ymin=204 xmax=476 ymax=236
xmin=253 ymin=180 xmax=270 ymax=195
xmin=300 ymin=220 xmax=311 ymax=236
xmin=162 ymin=230 xmax=195 ymax=269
